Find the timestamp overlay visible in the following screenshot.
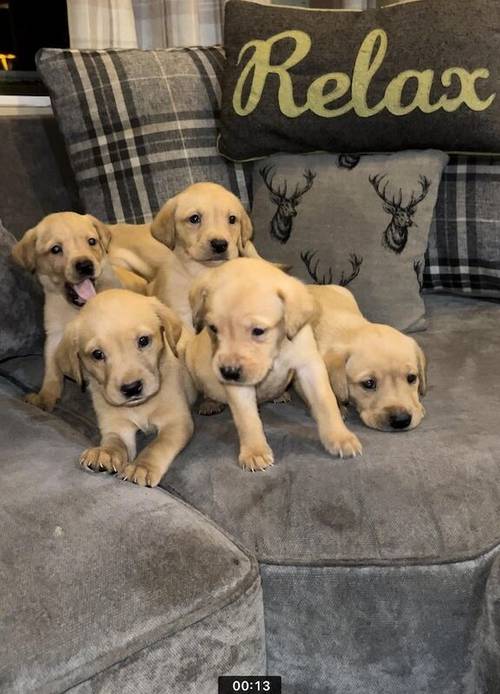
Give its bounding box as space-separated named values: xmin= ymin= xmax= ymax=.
xmin=219 ymin=676 xmax=281 ymax=693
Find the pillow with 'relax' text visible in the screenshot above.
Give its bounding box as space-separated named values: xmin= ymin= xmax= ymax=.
xmin=220 ymin=0 xmax=500 ymax=161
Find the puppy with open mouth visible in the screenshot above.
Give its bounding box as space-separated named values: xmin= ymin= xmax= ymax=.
xmin=183 ymin=257 xmax=362 ymax=471
xmin=309 ymin=284 xmax=427 ymax=432
xmin=12 ymin=212 xmax=146 ymax=412
xmin=56 ymin=290 xmax=196 ymax=487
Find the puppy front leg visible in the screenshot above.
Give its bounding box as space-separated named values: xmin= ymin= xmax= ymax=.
xmin=226 ymin=386 xmax=274 ymax=471
xmin=121 ymin=414 xmax=194 ymax=487
xmin=25 ymin=332 xmax=63 ymax=411
xmin=295 ymin=359 xmax=362 ymax=458
xmin=80 ymin=427 xmax=135 ymax=474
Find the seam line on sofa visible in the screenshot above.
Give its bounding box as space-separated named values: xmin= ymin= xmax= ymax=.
xmin=257 ymin=541 xmax=500 ymax=570
xmin=58 ymin=574 xmax=262 ymax=694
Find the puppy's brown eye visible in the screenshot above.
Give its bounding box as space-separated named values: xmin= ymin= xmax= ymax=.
xmin=88 ymin=238 xmax=97 ymax=246
xmin=138 ymin=335 xmax=150 ymax=348
xmin=252 ymin=327 xmax=265 ymax=337
xmin=361 ymin=378 xmax=376 ymax=390
xmin=228 ymin=215 xmax=237 ymax=224
xmin=208 ymin=324 xmax=218 ymax=334
xmin=407 ymin=373 xmax=417 ymax=384
xmin=51 ymin=244 xmax=62 ymax=254
xmin=189 ymin=214 xmax=201 ymax=225
xmin=92 ymin=349 xmax=105 ymax=361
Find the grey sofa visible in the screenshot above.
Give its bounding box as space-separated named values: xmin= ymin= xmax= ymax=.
xmin=1 ymin=115 xmax=500 ymax=694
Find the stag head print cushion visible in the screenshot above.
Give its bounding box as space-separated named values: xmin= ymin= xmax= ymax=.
xmin=220 ymin=0 xmax=500 ymax=160
xmin=251 ymin=150 xmax=449 ymax=332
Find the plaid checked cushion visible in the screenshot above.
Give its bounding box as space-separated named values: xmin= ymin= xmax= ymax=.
xmin=37 ymin=47 xmax=251 ymax=225
xmin=424 ymin=156 xmax=500 ymax=298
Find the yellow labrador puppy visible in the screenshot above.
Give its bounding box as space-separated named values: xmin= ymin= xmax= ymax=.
xmin=12 ymin=211 xmax=146 ymax=412
xmin=148 ymin=182 xmax=257 ymax=327
xmin=56 ymin=290 xmax=196 ymax=487
xmin=183 ymin=258 xmax=362 ymax=471
xmin=108 ymin=221 xmax=171 ymax=281
xmin=309 ymin=285 xmax=427 ymax=431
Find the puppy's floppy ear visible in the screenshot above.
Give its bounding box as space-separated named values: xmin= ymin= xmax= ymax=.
xmin=238 ymin=237 xmax=259 ymax=258
xmin=236 ymin=206 xmax=253 ymax=254
xmin=152 ymin=298 xmax=183 ymax=357
xmin=56 ymin=319 xmax=83 ymax=386
xmin=323 ymin=348 xmax=350 ymax=405
xmin=189 ymin=276 xmax=209 ymax=334
xmin=151 ymin=196 xmax=177 ymax=249
xmin=11 ymin=227 xmax=38 ymax=272
xmin=414 ymin=340 xmax=427 ymax=396
xmin=277 ymin=274 xmax=317 ymax=339
xmin=86 ymin=214 xmax=111 ymax=251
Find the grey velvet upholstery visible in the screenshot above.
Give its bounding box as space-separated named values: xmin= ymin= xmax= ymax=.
xmin=0 ymin=116 xmax=80 ymax=239
xmin=260 ymin=552 xmax=499 ymax=694
xmin=2 ymin=294 xmax=499 ymax=692
xmin=0 ymin=380 xmax=265 ymax=693
xmin=161 ymin=294 xmax=499 ymax=693
xmin=165 ymin=295 xmax=500 ymax=565
xmin=0 ymin=220 xmax=44 ymax=360
xmin=0 ymin=355 xmax=98 ymax=440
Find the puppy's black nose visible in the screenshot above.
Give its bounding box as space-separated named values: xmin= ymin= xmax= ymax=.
xmin=120 ymin=380 xmax=143 ymax=398
xmin=210 ymin=238 xmax=228 ymax=254
xmin=75 ymin=259 xmax=94 ymax=277
xmin=389 ymin=412 xmax=412 ymax=430
xmin=220 ymin=365 xmax=241 ymax=382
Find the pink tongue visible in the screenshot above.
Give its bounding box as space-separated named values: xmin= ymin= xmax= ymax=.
xmin=73 ymin=279 xmax=96 ymax=302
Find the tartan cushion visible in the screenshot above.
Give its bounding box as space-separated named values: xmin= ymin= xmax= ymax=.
xmin=37 ymin=47 xmax=252 ymax=225
xmin=425 ymin=156 xmax=500 ymax=298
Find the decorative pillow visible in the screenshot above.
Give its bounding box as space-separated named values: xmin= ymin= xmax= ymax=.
xmin=251 ymin=150 xmax=448 ymax=332
xmin=0 ymin=220 xmax=44 ymax=361
xmin=424 ymin=155 xmax=500 ymax=299
xmin=37 ymin=47 xmax=252 ymax=225
xmin=220 ymin=0 xmax=500 ymax=161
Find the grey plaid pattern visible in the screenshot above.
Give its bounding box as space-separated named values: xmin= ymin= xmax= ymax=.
xmin=37 ymin=46 xmax=252 ymax=225
xmin=425 ymin=155 xmax=500 ymax=298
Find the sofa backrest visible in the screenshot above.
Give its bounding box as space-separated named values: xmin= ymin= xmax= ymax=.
xmin=0 ymin=114 xmax=81 ymax=238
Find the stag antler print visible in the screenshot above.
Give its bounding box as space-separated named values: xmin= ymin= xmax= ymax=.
xmin=369 ymin=173 xmax=432 ymax=255
xmin=339 ymin=254 xmax=363 ymax=287
xmin=300 ymin=250 xmax=334 ymax=284
xmin=301 ymin=250 xmax=363 ymax=287
xmin=260 ymin=166 xmax=316 ymax=244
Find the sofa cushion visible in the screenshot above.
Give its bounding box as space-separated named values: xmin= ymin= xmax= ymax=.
xmin=251 ymin=150 xmax=448 ymax=332
xmin=0 ymin=355 xmax=98 ymax=440
xmin=220 ymin=0 xmax=500 ymax=160
xmin=0 ymin=220 xmax=44 ymax=360
xmin=0 ymin=382 xmax=265 ymax=693
xmin=425 ymin=154 xmax=500 ymax=300
xmin=0 ymin=116 xmax=81 ymax=239
xmin=163 ymin=294 xmax=500 ymax=565
xmin=37 ymin=46 xmax=252 ymax=225
xmin=260 ymin=551 xmax=500 ymax=694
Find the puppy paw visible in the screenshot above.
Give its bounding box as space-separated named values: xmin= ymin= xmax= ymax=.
xmin=120 ymin=460 xmax=162 ymax=487
xmin=322 ymin=428 xmax=362 ymax=459
xmin=272 ymin=390 xmax=291 ymax=405
xmin=80 ymin=446 xmax=126 ymax=473
xmin=198 ymin=398 xmax=226 ymax=416
xmin=25 ymin=391 xmax=57 ymax=412
xmin=238 ymin=444 xmax=274 ymax=472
